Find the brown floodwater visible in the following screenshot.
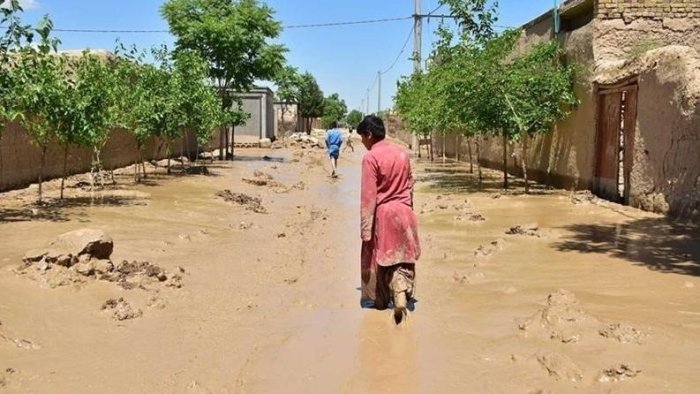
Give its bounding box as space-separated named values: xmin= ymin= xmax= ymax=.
xmin=0 ymin=144 xmax=698 ymax=393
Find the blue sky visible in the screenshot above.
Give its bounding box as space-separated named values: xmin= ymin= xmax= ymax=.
xmin=17 ymin=0 xmax=556 ymax=113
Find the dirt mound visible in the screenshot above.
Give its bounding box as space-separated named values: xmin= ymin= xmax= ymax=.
xmin=16 ymin=230 xmax=181 ymax=290
xmin=597 ymin=364 xmax=641 ymax=382
xmin=455 ymin=212 xmax=486 ymax=222
xmin=23 ymin=228 xmax=113 ymax=267
xmin=216 ymin=190 xmax=267 ymax=213
xmin=599 ymin=323 xmax=647 ymax=344
xmin=474 ymin=239 xmax=506 ymax=258
xmin=570 ymin=190 xmax=603 ymax=205
xmin=536 ymin=352 xmax=583 ymax=382
xmin=519 ymin=290 xmax=647 ymax=346
xmin=453 ymin=271 xmax=486 ymax=284
xmin=101 ymin=298 xmax=142 ymax=321
xmin=506 ymin=223 xmax=545 ymax=238
xmin=518 ymin=289 xmax=599 ymax=343
xmin=0 ymin=320 xmax=40 ymax=350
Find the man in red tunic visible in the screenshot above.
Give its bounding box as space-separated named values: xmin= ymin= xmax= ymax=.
xmin=357 ymin=115 xmax=420 ymax=324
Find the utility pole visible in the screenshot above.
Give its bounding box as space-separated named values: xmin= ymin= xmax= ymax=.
xmin=411 ymin=0 xmax=422 ymax=154
xmin=366 ymin=88 xmax=370 ymax=114
xmin=413 ymin=0 xmax=422 ymax=74
xmin=377 ymin=71 xmax=382 ymax=114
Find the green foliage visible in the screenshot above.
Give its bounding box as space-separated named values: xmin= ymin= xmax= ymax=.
xmin=161 ymin=0 xmax=287 ymax=129
xmin=346 ymin=110 xmax=364 ymax=129
xmin=297 ymin=72 xmax=324 ymax=119
xmin=275 ymin=65 xmax=301 ymax=103
xmin=321 ymin=93 xmax=347 ymax=128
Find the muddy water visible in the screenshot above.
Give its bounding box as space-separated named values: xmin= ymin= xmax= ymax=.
xmin=0 ymin=146 xmax=698 ymax=393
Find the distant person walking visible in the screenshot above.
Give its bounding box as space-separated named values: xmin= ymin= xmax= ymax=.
xmin=357 ymin=115 xmax=420 ymax=324
xmin=325 ymin=121 xmax=343 ymax=177
xmin=343 ymin=127 xmax=355 ymax=153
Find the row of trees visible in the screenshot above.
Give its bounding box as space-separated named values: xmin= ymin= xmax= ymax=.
xmin=1 ymin=0 xmax=295 ymax=202
xmin=395 ymin=0 xmax=578 ymax=192
xmin=0 ymin=1 xmax=224 ymax=202
xmin=275 ymin=67 xmax=350 ymax=133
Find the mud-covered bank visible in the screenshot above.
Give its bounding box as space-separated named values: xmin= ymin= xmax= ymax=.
xmin=0 ymin=146 xmax=698 ymax=393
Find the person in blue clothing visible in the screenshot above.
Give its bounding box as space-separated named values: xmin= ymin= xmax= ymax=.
xmin=325 ymin=121 xmax=343 ymax=177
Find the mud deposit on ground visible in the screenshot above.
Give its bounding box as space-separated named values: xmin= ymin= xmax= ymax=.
xmin=0 ymin=149 xmax=698 ymax=393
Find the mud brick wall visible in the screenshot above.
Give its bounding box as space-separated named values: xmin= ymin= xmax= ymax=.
xmin=0 ymin=122 xmax=198 ymax=192
xmin=596 ymin=0 xmax=700 ymax=22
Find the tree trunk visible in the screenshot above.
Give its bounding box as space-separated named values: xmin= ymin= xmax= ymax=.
xmin=219 ymin=124 xmax=225 ymax=160
xmin=429 ymin=133 xmax=434 ymax=162
xmin=38 ymin=145 xmax=47 ymax=204
xmin=521 ymin=133 xmax=530 ymax=194
xmin=231 ymin=125 xmax=235 ymax=159
xmin=476 ymin=137 xmax=483 ymax=186
xmin=456 ymin=134 xmax=460 ymax=162
xmin=134 ymin=143 xmax=141 ymax=183
xmin=442 ymin=133 xmax=446 ymax=164
xmin=0 ymin=131 xmax=4 ymax=188
xmin=502 ymin=130 xmax=508 ymax=190
xmin=60 ymin=144 xmax=68 ymax=200
xmin=467 ymin=137 xmax=474 ymax=174
xmin=224 ymin=125 xmax=230 ymax=160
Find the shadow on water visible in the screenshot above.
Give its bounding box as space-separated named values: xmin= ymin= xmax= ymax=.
xmin=554 ymin=218 xmax=700 ymax=276
xmin=417 ymin=164 xmax=554 ymax=195
xmin=233 ymin=155 xmax=286 ymax=163
xmin=0 ymin=195 xmax=147 ymax=224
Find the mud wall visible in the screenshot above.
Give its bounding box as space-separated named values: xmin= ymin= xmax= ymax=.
xmin=0 ymin=121 xmax=197 ymax=192
xmin=434 ymin=20 xmax=597 ymax=190
xmin=594 ymin=0 xmax=700 ymax=62
xmin=595 ymin=47 xmax=700 ymax=221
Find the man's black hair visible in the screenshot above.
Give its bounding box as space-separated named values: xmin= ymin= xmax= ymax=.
xmin=356 ymin=115 xmax=385 ymax=140
xmin=329 ymin=121 xmax=338 ymax=129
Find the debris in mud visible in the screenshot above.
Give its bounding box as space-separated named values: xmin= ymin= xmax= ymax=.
xmin=570 ymin=190 xmax=603 ymax=205
xmin=310 ymin=209 xmax=328 ymax=221
xmin=599 ymin=323 xmax=646 ymax=344
xmin=147 ymin=295 xmax=167 ymax=310
xmin=536 ymin=352 xmax=583 ymax=382
xmin=506 ymin=223 xmax=542 ymax=238
xmin=1 ymin=322 xmax=40 ymax=350
xmin=276 ymin=232 xmax=287 ymax=238
xmin=455 ymin=212 xmax=486 ymax=222
xmin=22 ymin=228 xmax=114 ymax=267
xmin=238 ymin=221 xmax=253 ymax=230
xmin=179 ymin=234 xmax=192 ymax=242
xmin=474 ymin=239 xmax=505 ymax=258
xmin=216 ymin=190 xmax=267 ymax=213
xmin=16 ymin=230 xmax=181 ymax=290
xmin=518 ymin=289 xmax=598 ymax=344
xmin=597 ymin=364 xmax=641 ymax=382
xmin=453 ymin=271 xmax=485 ymax=284
xmin=101 ymin=298 xmax=143 ymax=321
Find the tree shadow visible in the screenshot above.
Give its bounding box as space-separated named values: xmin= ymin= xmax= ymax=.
xmin=553 ymin=217 xmax=700 ymax=276
xmin=417 ymin=165 xmax=556 ymax=195
xmin=0 ymin=195 xmax=147 ymax=224
xmin=233 ymin=155 xmax=286 ymax=163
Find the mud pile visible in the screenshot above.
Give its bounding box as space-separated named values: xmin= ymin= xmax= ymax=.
xmin=101 ymin=298 xmax=143 ymax=321
xmin=16 ymin=229 xmax=183 ymax=290
xmin=216 ymin=190 xmax=267 ymax=213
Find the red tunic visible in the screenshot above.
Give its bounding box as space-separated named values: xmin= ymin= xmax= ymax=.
xmin=360 ymin=140 xmax=421 ymax=274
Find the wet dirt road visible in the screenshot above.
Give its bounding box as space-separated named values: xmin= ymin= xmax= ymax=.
xmin=0 ymin=144 xmax=699 ymax=393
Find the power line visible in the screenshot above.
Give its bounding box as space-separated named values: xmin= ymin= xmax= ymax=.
xmin=44 ymin=16 xmax=413 ymax=34
xmin=380 ymin=26 xmax=414 ymax=75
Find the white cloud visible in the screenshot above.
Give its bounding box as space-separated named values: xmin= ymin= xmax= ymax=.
xmin=1 ymin=0 xmax=39 ymax=10
xmin=18 ymin=0 xmax=39 ymax=10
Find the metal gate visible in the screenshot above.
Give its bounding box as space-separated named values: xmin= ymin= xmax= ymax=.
xmin=594 ymin=82 xmax=638 ymax=204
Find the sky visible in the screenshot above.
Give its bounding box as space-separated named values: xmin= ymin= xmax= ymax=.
xmin=15 ymin=0 xmax=557 ymax=113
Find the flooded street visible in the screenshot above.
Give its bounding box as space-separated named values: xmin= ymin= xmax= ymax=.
xmin=0 ymin=145 xmax=698 ymax=393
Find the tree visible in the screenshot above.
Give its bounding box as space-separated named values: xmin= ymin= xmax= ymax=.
xmin=0 ymin=0 xmax=33 ymax=187
xmin=162 ymin=0 xmax=287 ymax=159
xmin=274 ymin=65 xmax=301 ymax=136
xmin=321 ymin=93 xmax=347 ymax=128
xmin=346 ymin=110 xmax=364 ymax=129
xmin=297 ymin=72 xmax=324 ymax=134
xmin=502 ymin=41 xmax=577 ymax=193
xmin=11 ymin=16 xmax=63 ymax=203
